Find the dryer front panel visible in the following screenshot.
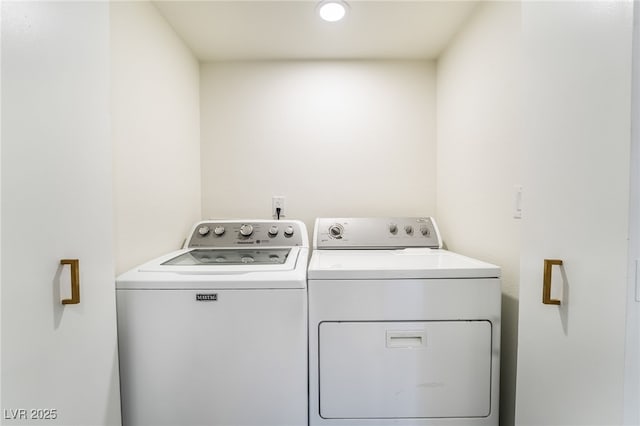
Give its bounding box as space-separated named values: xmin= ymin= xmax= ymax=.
xmin=318 ymin=320 xmax=492 ymax=419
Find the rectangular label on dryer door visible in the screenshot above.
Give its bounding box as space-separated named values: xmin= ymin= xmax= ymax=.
xmin=318 ymin=320 xmax=492 ymax=419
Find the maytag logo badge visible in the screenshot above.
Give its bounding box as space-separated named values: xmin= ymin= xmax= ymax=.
xmin=196 ymin=293 xmax=218 ymax=301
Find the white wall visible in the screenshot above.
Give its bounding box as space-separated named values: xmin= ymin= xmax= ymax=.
xmin=200 ymin=61 xmax=437 ymax=235
xmin=111 ymin=1 xmax=201 ymax=274
xmin=436 ymin=2 xmax=521 ymax=425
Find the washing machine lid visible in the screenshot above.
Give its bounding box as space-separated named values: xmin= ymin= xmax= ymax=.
xmin=139 ymin=247 xmax=299 ymax=273
xmin=307 ymin=249 xmax=500 ymax=280
xmin=116 ymin=247 xmax=308 ymax=289
xmin=162 ymin=248 xmax=291 ymax=267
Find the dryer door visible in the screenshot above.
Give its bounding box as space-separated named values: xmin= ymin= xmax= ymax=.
xmin=318 ymin=320 xmax=492 ymax=419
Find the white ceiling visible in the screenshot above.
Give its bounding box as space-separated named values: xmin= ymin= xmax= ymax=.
xmin=153 ymin=1 xmax=480 ymax=61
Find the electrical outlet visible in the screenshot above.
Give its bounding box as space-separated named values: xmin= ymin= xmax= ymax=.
xmin=272 ymin=196 xmax=285 ymax=219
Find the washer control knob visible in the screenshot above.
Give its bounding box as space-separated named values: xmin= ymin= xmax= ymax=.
xmin=284 ymin=225 xmax=295 ymax=237
xmin=405 ymin=225 xmax=414 ymax=235
xmin=420 ymin=226 xmax=430 ymax=236
xmin=389 ymin=223 xmax=398 ymax=234
xmin=239 ymin=224 xmax=254 ymax=237
xmin=198 ymin=226 xmax=210 ymax=236
xmin=328 ymin=224 xmax=343 ymax=239
xmin=268 ymin=225 xmax=279 ymax=236
xmin=213 ymin=226 xmax=225 ymax=236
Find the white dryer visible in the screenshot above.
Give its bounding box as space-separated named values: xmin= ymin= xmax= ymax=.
xmin=116 ymin=220 xmax=308 ymax=426
xmin=308 ymin=217 xmax=501 ymax=426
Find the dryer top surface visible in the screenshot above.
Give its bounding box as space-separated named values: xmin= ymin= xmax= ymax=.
xmin=308 ymin=248 xmax=500 ymax=280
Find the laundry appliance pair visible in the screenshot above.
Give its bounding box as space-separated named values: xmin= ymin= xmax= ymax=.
xmin=116 ymin=217 xmax=501 ymax=426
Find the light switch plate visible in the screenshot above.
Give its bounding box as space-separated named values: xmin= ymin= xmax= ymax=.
xmin=636 ymin=259 xmax=639 ymax=302
xmin=513 ymin=185 xmax=523 ymax=219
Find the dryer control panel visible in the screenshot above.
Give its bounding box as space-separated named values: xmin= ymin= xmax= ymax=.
xmin=314 ymin=217 xmax=442 ymax=249
xmin=186 ymin=220 xmax=307 ymax=248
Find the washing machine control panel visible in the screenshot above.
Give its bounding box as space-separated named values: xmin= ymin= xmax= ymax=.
xmin=315 ymin=217 xmax=442 ymax=249
xmin=187 ymin=220 xmax=306 ymax=248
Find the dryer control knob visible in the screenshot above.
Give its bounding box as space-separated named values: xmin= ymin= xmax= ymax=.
xmin=198 ymin=226 xmax=210 ymax=236
xmin=239 ymin=224 xmax=254 ymax=237
xmin=405 ymin=225 xmax=414 ymax=234
xmin=213 ymin=226 xmax=225 ymax=236
xmin=284 ymin=226 xmax=295 ymax=237
xmin=420 ymin=226 xmax=430 ymax=236
xmin=329 ymin=224 xmax=343 ymax=239
xmin=389 ymin=224 xmax=398 ymax=234
xmin=268 ymin=226 xmax=279 ymax=236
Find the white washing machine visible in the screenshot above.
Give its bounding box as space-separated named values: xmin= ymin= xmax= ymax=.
xmin=308 ymin=217 xmax=501 ymax=426
xmin=116 ymin=220 xmax=308 ymax=426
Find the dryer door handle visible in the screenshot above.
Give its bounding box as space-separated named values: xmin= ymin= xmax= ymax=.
xmin=386 ymin=331 xmax=426 ymax=348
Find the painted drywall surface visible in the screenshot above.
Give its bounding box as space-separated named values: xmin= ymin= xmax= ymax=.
xmin=111 ymin=1 xmax=201 ymax=274
xmin=200 ymin=61 xmax=437 ymax=236
xmin=436 ymin=2 xmax=521 ymax=425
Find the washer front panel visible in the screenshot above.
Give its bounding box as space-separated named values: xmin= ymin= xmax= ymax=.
xmin=117 ymin=288 xmax=307 ymax=426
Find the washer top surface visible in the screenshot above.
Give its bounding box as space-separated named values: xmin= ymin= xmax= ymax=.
xmin=309 ymin=217 xmax=500 ymax=280
xmin=116 ymin=219 xmax=308 ymax=290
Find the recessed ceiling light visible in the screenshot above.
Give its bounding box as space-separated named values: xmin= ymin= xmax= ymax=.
xmin=317 ymin=0 xmax=349 ymax=22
